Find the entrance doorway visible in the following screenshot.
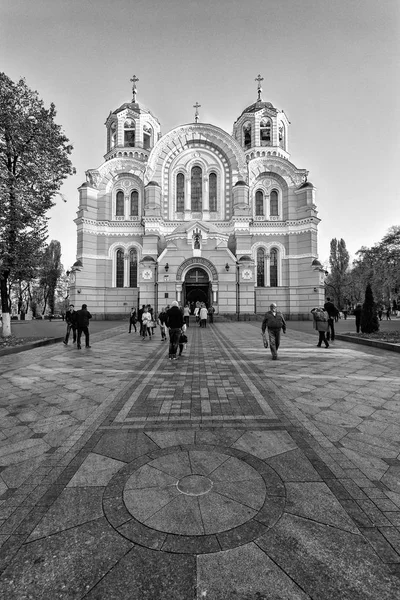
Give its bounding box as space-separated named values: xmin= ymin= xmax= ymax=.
xmin=183 ymin=267 xmax=210 ymax=309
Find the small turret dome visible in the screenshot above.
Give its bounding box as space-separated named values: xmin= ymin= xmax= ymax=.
xmin=298 ymin=180 xmax=314 ymax=189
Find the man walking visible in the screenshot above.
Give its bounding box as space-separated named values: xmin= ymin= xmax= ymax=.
xmin=63 ymin=304 xmax=77 ymax=345
xmin=166 ymin=300 xmax=184 ymax=360
xmin=76 ymin=304 xmax=92 ymax=349
xmin=261 ymin=303 xmax=286 ymax=360
xmin=324 ymin=297 xmax=339 ymax=342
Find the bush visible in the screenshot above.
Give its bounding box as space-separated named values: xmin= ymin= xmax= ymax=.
xmin=360 ymin=283 xmax=380 ymax=334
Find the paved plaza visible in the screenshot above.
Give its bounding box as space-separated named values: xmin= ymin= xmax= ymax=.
xmin=0 ymin=320 xmax=400 ymax=598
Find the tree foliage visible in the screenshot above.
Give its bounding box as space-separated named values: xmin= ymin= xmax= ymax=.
xmin=0 ymin=72 xmax=74 ymax=335
xmin=325 ymin=238 xmax=350 ymax=309
xmin=352 ymin=225 xmax=400 ymax=306
xmin=39 ymin=240 xmax=62 ymax=315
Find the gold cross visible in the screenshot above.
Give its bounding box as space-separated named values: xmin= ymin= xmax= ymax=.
xmin=193 ymin=102 xmax=201 ymax=123
xmin=130 ymin=75 xmax=139 ymax=102
xmin=255 ymin=74 xmax=263 ymax=101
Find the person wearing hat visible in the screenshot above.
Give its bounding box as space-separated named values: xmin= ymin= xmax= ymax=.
xmin=75 ymin=303 xmax=92 ymax=349
xmin=261 ymin=303 xmax=286 ymax=360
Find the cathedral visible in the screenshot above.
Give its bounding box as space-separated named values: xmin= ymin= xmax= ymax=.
xmin=69 ymin=75 xmax=325 ymax=319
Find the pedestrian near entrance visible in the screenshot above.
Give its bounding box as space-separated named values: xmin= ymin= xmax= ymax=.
xmin=311 ymin=307 xmax=330 ymax=348
xmin=166 ymin=300 xmax=184 ymax=359
xmin=183 ymin=304 xmax=190 ymax=327
xmin=261 ymin=303 xmax=286 ymax=360
xmin=63 ymin=304 xmax=77 ymax=345
xmin=199 ymin=304 xmax=208 ymax=327
xmin=158 ymin=307 xmax=168 ymax=341
xmin=208 ymin=305 xmax=215 ymax=323
xmin=76 ymin=304 xmax=92 ymax=349
xmin=324 ymin=297 xmax=339 ymax=342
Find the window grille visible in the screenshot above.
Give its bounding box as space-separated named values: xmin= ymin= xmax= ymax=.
xmin=191 ymin=166 xmax=202 ymax=211
xmin=129 ymin=249 xmax=137 ymax=287
xmin=270 ymin=249 xmax=278 ymax=287
xmin=130 ymin=190 xmax=138 ymax=216
xmin=255 ymin=190 xmax=264 ymax=216
xmin=209 ymin=173 xmax=217 ymax=211
xmin=257 ymin=248 xmax=265 ymax=287
xmin=176 ymin=173 xmax=185 ymax=212
xmin=270 ymin=190 xmax=278 ymax=216
xmin=243 ymin=124 xmax=252 ymax=149
xmin=260 ymin=119 xmax=271 ymax=145
xmin=116 ymin=250 xmax=124 ymax=287
xmin=124 ymin=120 xmax=135 ymax=147
xmin=116 ymin=191 xmax=124 ymax=216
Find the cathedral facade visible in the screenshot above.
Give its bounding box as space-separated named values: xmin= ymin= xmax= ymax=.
xmin=69 ymin=76 xmax=325 ymax=319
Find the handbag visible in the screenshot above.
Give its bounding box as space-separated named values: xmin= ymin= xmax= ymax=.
xmin=262 ymin=332 xmax=269 ymax=348
xmin=180 ymin=333 xmax=188 ymax=344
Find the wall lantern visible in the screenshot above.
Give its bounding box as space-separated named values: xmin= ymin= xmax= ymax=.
xmin=225 ymin=263 xmax=230 ymax=272
xmin=165 ymin=263 xmax=169 ymax=272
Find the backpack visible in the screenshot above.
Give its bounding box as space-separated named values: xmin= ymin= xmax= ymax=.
xmin=314 ymin=309 xmax=328 ymax=322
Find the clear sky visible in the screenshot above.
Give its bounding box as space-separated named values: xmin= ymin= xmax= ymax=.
xmin=1 ymin=0 xmax=399 ymax=271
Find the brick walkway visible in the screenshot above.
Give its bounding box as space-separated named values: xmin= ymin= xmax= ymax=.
xmin=0 ymin=321 xmax=400 ymax=598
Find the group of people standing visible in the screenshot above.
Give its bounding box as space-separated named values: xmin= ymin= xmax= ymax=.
xmin=129 ymin=301 xmax=192 ymax=359
xmin=62 ymin=304 xmax=92 ymax=349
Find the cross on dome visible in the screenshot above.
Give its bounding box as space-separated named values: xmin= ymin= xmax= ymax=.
xmin=130 ymin=75 xmax=139 ymax=103
xmin=193 ymin=102 xmax=201 ymax=123
xmin=255 ymin=74 xmax=264 ymax=101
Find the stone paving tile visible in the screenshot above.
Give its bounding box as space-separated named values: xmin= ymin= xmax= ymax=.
xmin=0 ymin=323 xmax=400 ymax=597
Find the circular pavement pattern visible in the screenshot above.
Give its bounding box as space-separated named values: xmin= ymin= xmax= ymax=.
xmin=103 ymin=444 xmax=286 ymax=554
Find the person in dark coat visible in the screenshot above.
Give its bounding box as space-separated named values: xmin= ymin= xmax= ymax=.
xmin=166 ymin=300 xmax=184 ymax=360
xmin=63 ymin=304 xmax=77 ymax=345
xmin=128 ymin=307 xmax=137 ymax=333
xmin=75 ymin=304 xmax=92 ymax=349
xmin=261 ymin=303 xmax=286 ymax=360
xmin=324 ymin=297 xmax=339 ymax=342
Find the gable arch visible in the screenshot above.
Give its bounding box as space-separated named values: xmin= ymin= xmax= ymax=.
xmin=176 ymin=257 xmax=219 ymax=282
xmin=146 ymin=123 xmax=247 ymax=186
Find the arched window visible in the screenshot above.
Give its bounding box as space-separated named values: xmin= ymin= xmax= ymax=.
xmin=130 ymin=190 xmax=138 ymax=216
xmin=257 ymin=248 xmax=265 ymax=287
xmin=116 ymin=191 xmax=124 ymax=216
xmin=209 ymin=172 xmax=217 ymax=212
xmin=143 ymin=124 xmax=152 ymax=150
xmin=129 ymin=248 xmax=137 ymax=287
xmin=176 ymin=173 xmax=185 ymax=212
xmin=191 ymin=166 xmax=202 ymax=211
xmin=116 ymin=250 xmax=124 ymax=287
xmin=110 ymin=122 xmax=117 ymax=149
xmin=243 ymin=123 xmax=252 ymax=149
xmin=270 ymin=190 xmax=278 ymax=216
xmin=278 ymin=123 xmax=285 ymax=148
xmin=260 ymin=119 xmax=271 ymax=145
xmin=270 ymin=248 xmax=278 ymax=287
xmin=255 ymin=190 xmax=264 ymax=216
xmin=124 ymin=119 xmax=135 ymax=147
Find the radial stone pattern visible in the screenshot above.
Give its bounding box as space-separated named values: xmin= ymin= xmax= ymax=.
xmin=104 ymin=445 xmax=286 ymax=554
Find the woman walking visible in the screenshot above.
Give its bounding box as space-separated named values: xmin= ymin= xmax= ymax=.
xmin=311 ymin=307 xmax=329 ymax=348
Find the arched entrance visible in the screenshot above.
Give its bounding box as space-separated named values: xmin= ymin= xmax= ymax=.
xmin=184 ymin=267 xmax=210 ymax=308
